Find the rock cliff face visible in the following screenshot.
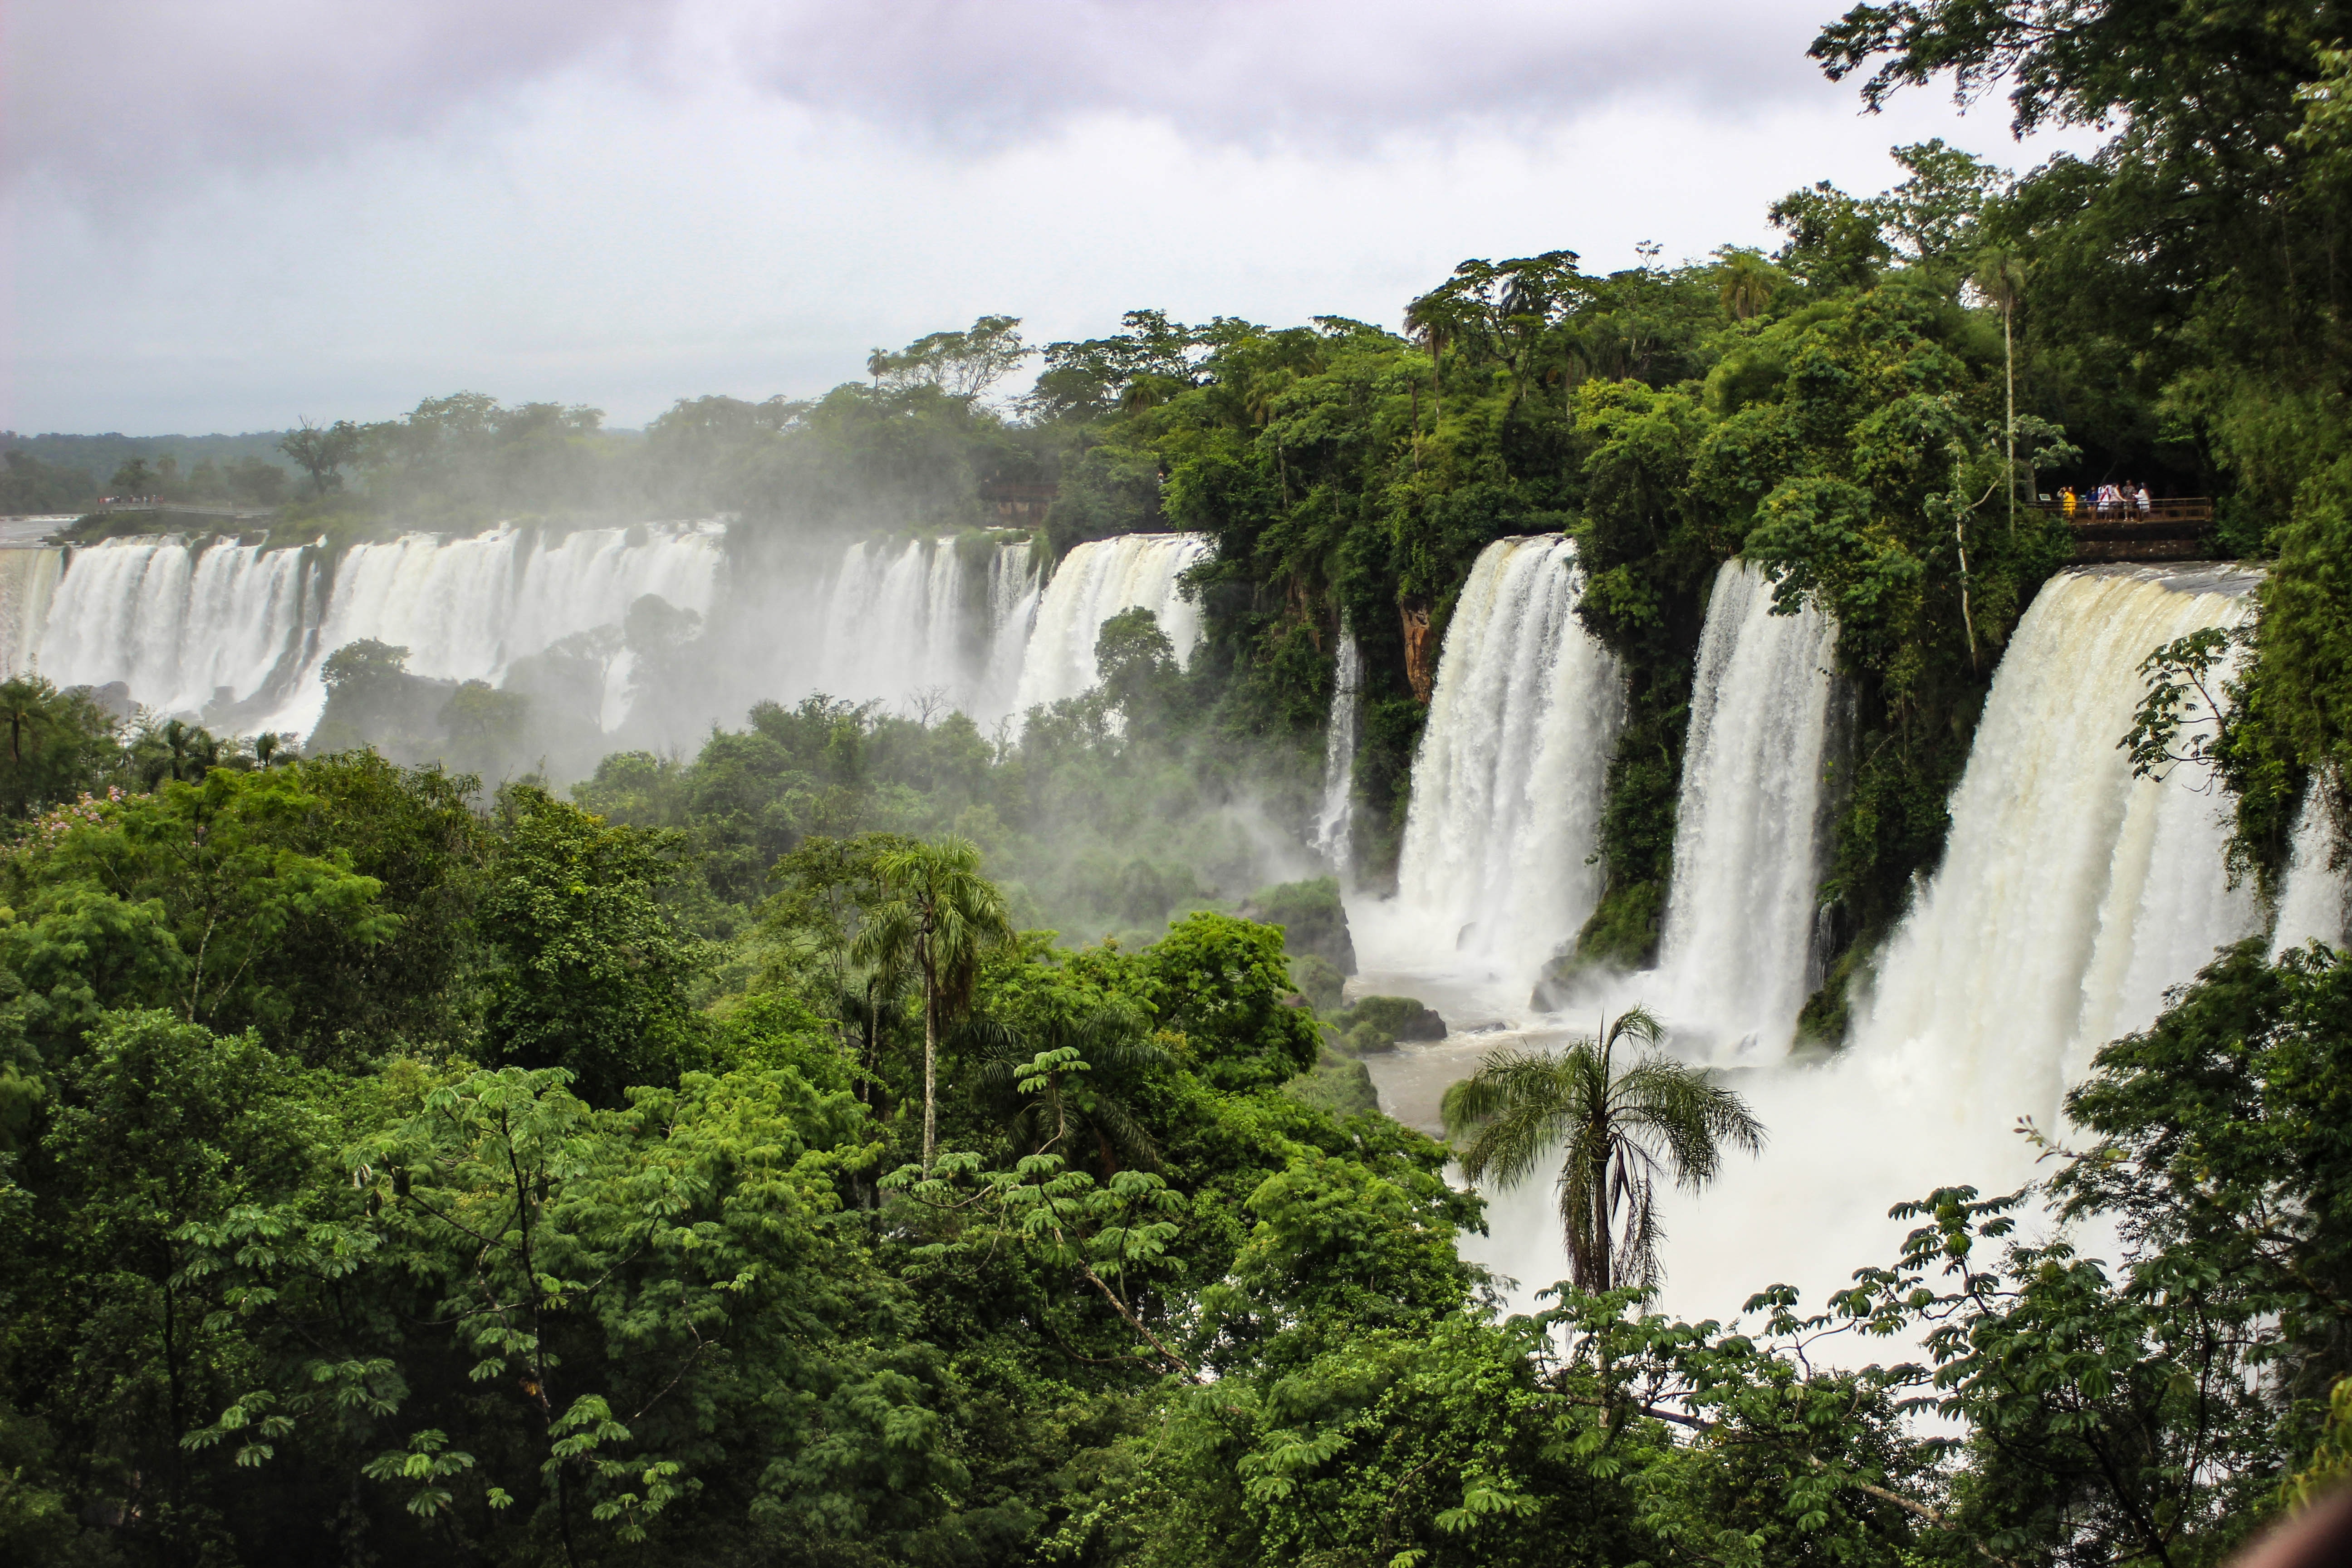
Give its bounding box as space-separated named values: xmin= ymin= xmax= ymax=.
xmin=1399 ymin=598 xmax=1436 ymax=703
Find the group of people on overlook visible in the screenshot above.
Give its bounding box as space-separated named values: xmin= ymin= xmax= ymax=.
xmin=2058 ymin=481 xmax=2157 ymax=519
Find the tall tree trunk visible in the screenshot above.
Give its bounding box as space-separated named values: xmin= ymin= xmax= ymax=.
xmin=2004 ymin=303 xmax=2018 ymax=531
xmin=921 ymin=945 xmax=939 ymax=1176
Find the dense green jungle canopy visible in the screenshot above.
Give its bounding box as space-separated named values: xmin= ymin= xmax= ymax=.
xmin=11 ymin=0 xmax=2352 ymax=1562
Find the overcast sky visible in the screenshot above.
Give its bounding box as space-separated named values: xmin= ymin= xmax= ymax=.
xmin=5 ymin=0 xmax=2100 ymax=436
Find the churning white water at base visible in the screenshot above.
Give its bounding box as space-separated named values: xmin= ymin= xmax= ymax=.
xmin=1648 ymin=559 xmax=1838 ymax=1058
xmin=1010 ymin=533 xmax=1209 ymax=714
xmin=1442 ymin=564 xmax=2266 ymax=1333
xmin=1313 ymin=629 xmax=1362 ymax=876
xmin=2274 ymin=781 xmax=2347 ymax=955
xmin=1366 ymin=536 xmax=1624 ymax=995
xmin=0 ymin=549 xmax=63 ymax=676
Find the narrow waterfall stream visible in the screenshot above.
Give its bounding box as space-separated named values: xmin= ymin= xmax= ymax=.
xmin=1649 ymin=558 xmax=1839 ymax=1059
xmin=2273 ymin=783 xmax=2347 ymax=955
xmin=1313 ymin=627 xmax=1361 ymax=877
xmin=1359 ymin=535 xmax=1623 ymax=1000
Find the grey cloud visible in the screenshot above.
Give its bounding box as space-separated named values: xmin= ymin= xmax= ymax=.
xmin=8 ymin=0 xmax=659 ymax=191
xmin=699 ymin=0 xmax=1841 ymax=146
xmin=17 ymin=0 xmax=1857 ymax=199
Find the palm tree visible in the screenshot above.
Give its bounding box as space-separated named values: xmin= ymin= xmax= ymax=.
xmin=1443 ymin=1005 xmax=1763 ymax=1294
xmin=853 ymin=835 xmax=1016 ymax=1173
xmin=0 ymin=676 xmax=54 ymax=766
xmin=1714 ymin=247 xmax=1780 ymax=323
xmin=1971 ymin=248 xmax=2030 ymax=530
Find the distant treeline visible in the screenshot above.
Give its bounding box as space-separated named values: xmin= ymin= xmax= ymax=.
xmin=0 ymin=429 xmax=293 ymax=513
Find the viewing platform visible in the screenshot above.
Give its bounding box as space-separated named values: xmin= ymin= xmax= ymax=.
xmin=2034 ymin=496 xmax=2215 ymax=563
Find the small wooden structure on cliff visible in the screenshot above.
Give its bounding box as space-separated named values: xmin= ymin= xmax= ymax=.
xmin=2038 ymin=497 xmax=2217 ymax=563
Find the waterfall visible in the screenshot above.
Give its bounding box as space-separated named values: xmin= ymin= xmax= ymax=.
xmin=817 ymin=538 xmax=975 ymax=714
xmin=1852 ymin=564 xmax=2263 ymax=1114
xmin=1381 ymin=536 xmax=1624 ymax=988
xmin=1456 ymin=564 xmax=2268 ymax=1328
xmin=37 ymin=537 xmax=323 ymax=724
xmin=811 ymin=532 xmax=1042 ymax=724
xmin=0 ymin=549 xmax=63 ymax=677
xmin=2274 ymin=782 xmax=2347 ymax=955
xmin=22 ymin=522 xmax=724 ymax=738
xmin=1010 ymin=533 xmax=1210 ymax=714
xmin=979 ymin=536 xmax=1043 ymax=724
xmin=288 ymin=522 xmax=724 ymax=735
xmin=1651 ymin=559 xmax=1839 ymax=1058
xmin=1313 ymin=628 xmax=1362 ymax=875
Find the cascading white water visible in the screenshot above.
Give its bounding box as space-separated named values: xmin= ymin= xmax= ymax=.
xmin=979 ymin=536 xmax=1042 ymax=724
xmin=1453 ymin=564 xmax=2269 ymax=1328
xmin=1010 ymin=533 xmax=1210 ymax=714
xmin=37 ymin=536 xmax=322 ymax=721
xmin=23 ymin=522 xmax=724 ymax=737
xmin=2273 ymin=781 xmax=2347 ymax=955
xmin=1650 ymin=559 xmax=1839 ymax=1058
xmin=817 ymin=538 xmax=973 ymax=712
xmin=0 ymin=549 xmax=63 ymax=676
xmin=810 ymin=532 xmax=1041 ymax=724
xmin=285 ymin=522 xmax=725 ymax=735
xmin=1313 ymin=628 xmax=1362 ymax=876
xmin=1856 ymin=564 xmax=2262 ymax=1113
xmin=1372 ymin=536 xmax=1624 ymax=991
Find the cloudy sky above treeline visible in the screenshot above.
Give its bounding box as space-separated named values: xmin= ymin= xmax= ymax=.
xmin=6 ymin=0 xmax=2102 ymax=435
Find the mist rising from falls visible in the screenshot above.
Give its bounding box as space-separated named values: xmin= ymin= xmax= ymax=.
xmin=301 ymin=523 xmax=724 ymax=735
xmin=1651 ymin=559 xmax=1838 ymax=1058
xmin=982 ymin=538 xmax=1044 ymax=720
xmin=2274 ymin=781 xmax=2347 ymax=955
xmin=1372 ymin=536 xmax=1623 ymax=991
xmin=1012 ymin=533 xmax=1209 ymax=714
xmin=1313 ymin=628 xmax=1362 ymax=877
xmin=0 ymin=521 xmax=1187 ymax=760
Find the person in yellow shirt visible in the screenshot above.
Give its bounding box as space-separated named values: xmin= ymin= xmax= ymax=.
xmin=2061 ymin=486 xmax=2079 ymax=519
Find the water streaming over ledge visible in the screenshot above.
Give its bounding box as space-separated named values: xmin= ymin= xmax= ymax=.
xmin=1849 ymin=564 xmax=2264 ymax=1116
xmin=1313 ymin=627 xmax=1361 ymax=878
xmin=813 ymin=534 xmax=1041 ymax=723
xmin=2273 ymin=780 xmax=2347 ymax=956
xmin=0 ymin=549 xmax=63 ymax=677
xmin=1011 ymin=532 xmax=1209 ymax=714
xmin=1387 ymin=563 xmax=2270 ymax=1329
xmin=0 ymin=523 xmax=1206 ymax=748
xmin=1363 ymin=535 xmax=1624 ymax=995
xmin=1649 ymin=558 xmax=1840 ymax=1059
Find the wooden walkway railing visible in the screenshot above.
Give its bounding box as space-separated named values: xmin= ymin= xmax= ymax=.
xmin=2030 ymin=497 xmax=2217 ymax=563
